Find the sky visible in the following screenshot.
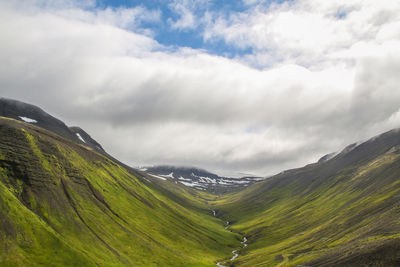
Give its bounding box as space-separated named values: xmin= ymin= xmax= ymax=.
xmin=1 ymin=0 xmax=400 ymax=177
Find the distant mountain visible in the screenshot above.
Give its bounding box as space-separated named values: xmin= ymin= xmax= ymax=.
xmin=0 ymin=98 xmax=262 ymax=194
xmin=144 ymin=165 xmax=264 ymax=193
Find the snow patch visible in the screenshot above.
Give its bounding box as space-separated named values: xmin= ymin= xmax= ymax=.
xmin=200 ymin=176 xmax=217 ymax=183
xmin=179 ymin=181 xmax=198 ymax=187
xmin=179 ymin=181 xmax=207 ymax=189
xmin=160 ymin=172 xmax=174 ymax=178
xmin=76 ymin=133 xmax=86 ymax=143
xmin=178 ymin=176 xmax=192 ymax=181
xmin=148 ymin=174 xmax=167 ymax=180
xmin=227 ymin=179 xmax=251 ymax=184
xmin=142 ymin=177 xmax=152 ymax=183
xmin=18 ymin=116 xmax=37 ymax=123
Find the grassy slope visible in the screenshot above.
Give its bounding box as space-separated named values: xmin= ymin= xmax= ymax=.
xmin=0 ymin=117 xmax=239 ymax=266
xmin=213 ymin=139 xmax=400 ymax=266
xmin=1 ymin=115 xmax=399 ymax=266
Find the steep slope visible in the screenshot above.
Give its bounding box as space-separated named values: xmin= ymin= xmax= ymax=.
xmin=69 ymin=126 xmax=105 ymax=153
xmin=2 ymin=98 xmax=399 ymax=266
xmin=0 ymin=98 xmax=137 ymax=176
xmin=0 ymin=117 xmax=239 ymax=266
xmin=0 ymin=98 xmax=106 ymax=155
xmin=213 ymin=129 xmax=400 ymax=266
xmin=145 ymin=166 xmax=264 ymax=194
xmin=0 ymin=98 xmax=80 ymax=144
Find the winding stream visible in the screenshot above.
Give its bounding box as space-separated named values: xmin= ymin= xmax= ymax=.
xmin=211 ymin=210 xmax=248 ymax=266
xmin=241 ymin=236 xmax=247 ymax=248
xmin=216 ymin=235 xmax=248 ymax=266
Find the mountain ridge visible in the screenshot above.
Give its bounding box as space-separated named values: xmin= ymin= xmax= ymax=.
xmin=0 ymin=98 xmax=105 ymax=153
xmin=0 ymin=115 xmax=239 ymax=266
xmin=211 ymin=127 xmax=400 ymax=266
xmin=145 ymin=165 xmax=264 ymax=194
xmin=0 ymin=98 xmax=263 ymax=194
xmin=0 ymin=98 xmax=399 ymax=266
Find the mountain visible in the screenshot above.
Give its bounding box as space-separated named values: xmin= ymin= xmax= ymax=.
xmin=211 ymin=128 xmax=400 ymax=266
xmin=145 ymin=165 xmax=264 ymax=194
xmin=0 ymin=98 xmax=79 ymax=142
xmin=0 ymin=98 xmax=399 ymax=266
xmin=69 ymin=126 xmax=105 ymax=153
xmin=0 ymin=98 xmax=105 ymax=154
xmin=0 ymin=101 xmax=239 ymax=266
xmin=0 ymin=98 xmax=133 ymax=170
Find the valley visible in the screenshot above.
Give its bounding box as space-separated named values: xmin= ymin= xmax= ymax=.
xmin=0 ymin=98 xmax=399 ymax=266
xmin=2 ymin=0 xmax=400 ymax=265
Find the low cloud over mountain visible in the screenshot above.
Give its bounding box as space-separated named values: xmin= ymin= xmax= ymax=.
xmin=1 ymin=0 xmax=400 ymax=176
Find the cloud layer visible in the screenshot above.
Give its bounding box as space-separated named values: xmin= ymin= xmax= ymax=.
xmin=1 ymin=0 xmax=400 ymax=176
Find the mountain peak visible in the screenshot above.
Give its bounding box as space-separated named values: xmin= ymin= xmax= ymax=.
xmin=145 ymin=165 xmax=264 ymax=193
xmin=0 ymin=98 xmax=105 ymax=154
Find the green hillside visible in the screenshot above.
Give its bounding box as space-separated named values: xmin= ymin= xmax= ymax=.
xmin=1 ymin=115 xmax=399 ymax=266
xmin=0 ymin=117 xmax=239 ymax=266
xmin=212 ymin=131 xmax=400 ymax=266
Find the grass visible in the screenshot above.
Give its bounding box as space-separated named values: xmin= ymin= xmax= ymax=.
xmin=211 ymin=145 xmax=400 ymax=266
xmin=0 ymin=118 xmax=239 ymax=266
xmin=0 ymin=116 xmax=399 ymax=266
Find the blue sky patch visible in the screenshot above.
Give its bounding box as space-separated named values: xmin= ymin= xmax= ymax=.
xmin=93 ymin=0 xmax=284 ymax=58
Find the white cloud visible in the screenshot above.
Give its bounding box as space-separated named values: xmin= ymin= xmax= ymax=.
xmin=204 ymin=0 xmax=400 ymax=68
xmin=3 ymin=0 xmax=161 ymax=34
xmin=169 ymin=3 xmax=196 ymax=30
xmin=0 ymin=1 xmax=400 ymax=176
xmin=168 ymin=0 xmax=208 ymax=30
